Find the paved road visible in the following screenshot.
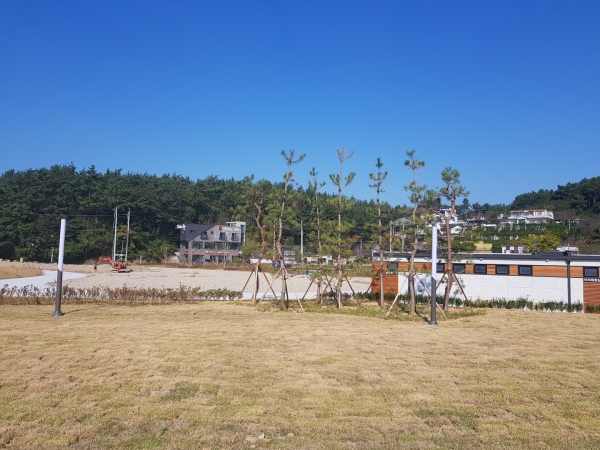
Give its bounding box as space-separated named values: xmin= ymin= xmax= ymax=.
xmin=0 ymin=270 xmax=87 ymax=289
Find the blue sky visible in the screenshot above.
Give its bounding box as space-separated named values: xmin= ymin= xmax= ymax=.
xmin=1 ymin=1 xmax=599 ymax=207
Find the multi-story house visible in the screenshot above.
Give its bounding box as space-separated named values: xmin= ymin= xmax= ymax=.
xmin=178 ymin=222 xmax=246 ymax=263
xmin=435 ymin=209 xmax=466 ymax=235
xmin=498 ymin=209 xmax=554 ymax=226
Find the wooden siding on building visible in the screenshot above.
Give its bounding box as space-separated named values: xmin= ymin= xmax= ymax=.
xmin=533 ymin=266 xmax=567 ymax=277
xmin=584 ymin=281 xmax=600 ymax=308
xmin=571 ymin=267 xmax=584 ymax=278
xmin=372 ymin=262 xmax=387 ymax=272
xmin=371 ymin=275 xmax=398 ymax=295
xmin=509 ymin=265 xmax=518 ymax=276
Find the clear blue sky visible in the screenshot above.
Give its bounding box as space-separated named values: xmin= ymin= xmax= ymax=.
xmin=1 ymin=1 xmax=599 ymax=207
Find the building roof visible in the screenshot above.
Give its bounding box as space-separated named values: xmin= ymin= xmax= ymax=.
xmin=510 ymin=209 xmax=551 ymax=213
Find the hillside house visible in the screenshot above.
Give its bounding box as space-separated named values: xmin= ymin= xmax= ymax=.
xmin=435 ymin=209 xmax=466 ymax=235
xmin=499 ymin=209 xmax=554 ymax=226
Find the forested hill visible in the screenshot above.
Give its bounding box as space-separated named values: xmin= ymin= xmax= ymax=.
xmin=511 ymin=176 xmax=600 ymax=214
xmin=2 ymin=165 xmax=598 ymax=263
xmin=0 ymin=165 xmax=405 ymax=262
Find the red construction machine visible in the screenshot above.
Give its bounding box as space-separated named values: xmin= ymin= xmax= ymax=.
xmin=94 ymin=256 xmax=132 ymax=272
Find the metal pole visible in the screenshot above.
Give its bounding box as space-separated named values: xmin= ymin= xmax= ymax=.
xmin=429 ymin=224 xmax=438 ymax=326
xmin=125 ymin=208 xmax=130 ymax=265
xmin=53 ymin=218 xmax=66 ymax=317
xmin=112 ymin=207 xmax=118 ymax=262
xmin=566 ymin=255 xmax=572 ymax=309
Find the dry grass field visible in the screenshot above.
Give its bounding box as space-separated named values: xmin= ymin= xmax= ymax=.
xmin=0 ymin=265 xmax=43 ymax=280
xmin=1 ymin=303 xmax=600 ymax=449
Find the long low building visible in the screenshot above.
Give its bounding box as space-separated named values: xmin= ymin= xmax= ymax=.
xmin=371 ymin=251 xmax=600 ymax=309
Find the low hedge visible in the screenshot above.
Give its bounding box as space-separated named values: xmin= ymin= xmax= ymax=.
xmin=356 ymin=291 xmax=583 ymax=313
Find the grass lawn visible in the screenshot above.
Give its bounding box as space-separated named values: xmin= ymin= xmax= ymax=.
xmin=1 ymin=303 xmax=600 ymax=449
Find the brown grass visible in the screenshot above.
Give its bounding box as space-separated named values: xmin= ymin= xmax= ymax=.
xmin=0 ymin=265 xmax=43 ymax=280
xmin=1 ymin=304 xmax=600 ymax=449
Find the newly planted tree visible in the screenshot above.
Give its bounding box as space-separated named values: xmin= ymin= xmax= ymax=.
xmin=245 ymin=180 xmax=271 ymax=305
xmin=369 ymin=157 xmax=388 ymax=308
xmin=426 ymin=167 xmax=468 ymax=311
xmin=308 ymin=167 xmax=328 ymax=303
xmin=404 ymin=150 xmax=426 ymax=316
xmin=329 ymin=147 xmax=356 ymax=309
xmin=277 ymin=149 xmax=306 ymax=309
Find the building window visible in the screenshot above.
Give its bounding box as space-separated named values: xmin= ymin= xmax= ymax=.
xmin=190 ymin=230 xmax=195 ymax=235
xmin=231 ymin=233 xmax=239 ymax=241
xmin=518 ymin=265 xmax=532 ymax=276
xmin=496 ymin=265 xmax=509 ymax=275
xmin=584 ymin=267 xmax=599 ymax=278
xmin=453 ymin=263 xmax=466 ymax=274
xmin=436 ymin=263 xmax=445 ymax=273
xmin=219 ymin=232 xmax=226 ymax=241
xmin=474 ymin=264 xmax=487 ymax=274
xmin=200 ymin=231 xmax=208 ymax=240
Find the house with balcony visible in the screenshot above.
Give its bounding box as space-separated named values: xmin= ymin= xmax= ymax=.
xmin=498 ymin=209 xmax=554 ymax=226
xmin=178 ymin=222 xmax=246 ymax=263
xmin=435 ymin=209 xmax=466 ymax=235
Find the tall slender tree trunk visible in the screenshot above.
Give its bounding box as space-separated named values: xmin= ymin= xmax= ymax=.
xmin=378 ymin=202 xmax=384 ymax=308
xmin=337 ymin=203 xmax=343 ymax=309
xmin=379 ymin=265 xmax=384 ymax=308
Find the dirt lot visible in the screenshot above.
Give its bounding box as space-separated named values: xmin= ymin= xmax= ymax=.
xmin=0 ymin=260 xmax=373 ymax=295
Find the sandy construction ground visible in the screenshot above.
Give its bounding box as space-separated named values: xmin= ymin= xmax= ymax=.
xmin=1 ymin=261 xmax=372 ymax=296
xmin=64 ymin=265 xmax=373 ymax=296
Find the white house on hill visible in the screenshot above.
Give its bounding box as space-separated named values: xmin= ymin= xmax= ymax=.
xmin=499 ymin=209 xmax=554 ymax=226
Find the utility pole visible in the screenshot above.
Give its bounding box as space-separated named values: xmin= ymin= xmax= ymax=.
xmin=112 ymin=207 xmax=118 ymax=262
xmin=125 ymin=208 xmax=130 ymax=266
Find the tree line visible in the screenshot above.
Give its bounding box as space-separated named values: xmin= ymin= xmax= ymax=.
xmin=1 ymin=162 xmax=597 ymax=265
xmin=0 ymin=164 xmax=406 ymax=263
xmin=511 ymin=176 xmax=600 ymax=214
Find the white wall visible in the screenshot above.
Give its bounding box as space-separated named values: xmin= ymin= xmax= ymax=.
xmin=397 ymin=272 xmax=583 ymax=303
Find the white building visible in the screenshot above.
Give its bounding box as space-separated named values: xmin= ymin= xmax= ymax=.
xmin=499 ymin=209 xmax=554 ymax=225
xmin=501 ymin=244 xmax=525 ymax=254
xmin=373 ymin=252 xmax=600 ymax=309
